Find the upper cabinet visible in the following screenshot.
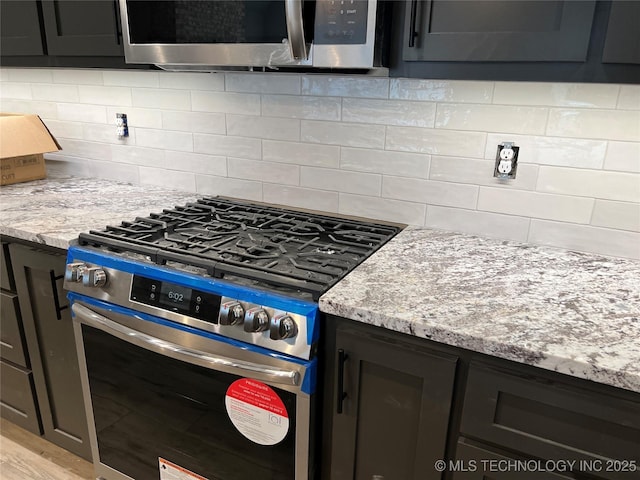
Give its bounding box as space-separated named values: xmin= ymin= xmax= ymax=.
xmin=391 ymin=0 xmax=640 ymax=83
xmin=403 ymin=0 xmax=595 ymax=62
xmin=1 ymin=0 xmax=131 ymax=68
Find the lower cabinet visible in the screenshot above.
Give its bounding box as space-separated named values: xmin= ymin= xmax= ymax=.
xmin=1 ymin=241 xmax=91 ymax=461
xmin=322 ymin=318 xmax=640 ymax=480
xmin=322 ymin=317 xmax=458 ymax=480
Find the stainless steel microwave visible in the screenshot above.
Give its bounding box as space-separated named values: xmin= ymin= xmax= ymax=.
xmin=119 ymin=0 xmax=389 ymax=71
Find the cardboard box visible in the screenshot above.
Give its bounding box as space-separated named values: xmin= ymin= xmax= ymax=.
xmin=0 ymin=113 xmax=61 ymax=186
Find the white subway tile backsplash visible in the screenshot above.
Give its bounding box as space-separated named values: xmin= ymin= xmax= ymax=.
xmin=493 ymin=82 xmax=619 ymax=108
xmin=382 ymin=177 xmax=478 ymax=209
xmin=301 ymin=120 xmax=385 ymax=149
xmin=591 ymin=200 xmax=640 ymax=232
xmin=261 ymin=95 xmax=341 ymax=121
xmin=302 ymin=76 xmax=389 ymax=98
xmin=111 ymin=144 xmax=166 ymax=167
xmin=58 ymin=103 xmax=107 ymax=124
xmin=300 ymin=166 xmax=380 ymax=195
xmin=436 ymin=104 xmax=548 ymax=135
xmin=159 ymin=72 xmax=224 ymax=91
xmin=1 ymin=82 xmax=32 ymax=100
xmin=162 ymin=111 xmax=225 ymax=135
xmin=342 ymin=98 xmax=436 ymax=127
xmin=52 ymin=69 xmax=103 ymax=85
xmin=425 ymin=206 xmax=530 ymax=242
xmin=79 ymin=85 xmax=132 ymax=106
xmin=617 ymin=85 xmax=640 ymax=110
xmin=90 ymin=160 xmax=139 ymax=184
xmin=132 ymin=88 xmax=190 ymax=111
xmin=483 ymin=134 xmax=606 ymax=169
xmin=339 ymin=193 xmax=426 ymax=225
xmin=83 ymin=123 xmax=135 ymax=145
xmin=7 ymin=69 xmax=53 ymax=83
xmin=107 ymin=106 xmax=162 ymax=129
xmin=2 ymin=99 xmax=58 ymax=119
xmin=136 ymin=128 xmax=193 ymax=152
xmin=194 ymin=133 xmax=261 ymax=159
xmin=104 ymin=71 xmax=159 ymax=88
xmin=192 ymin=91 xmax=260 ymax=115
xmin=537 ymin=167 xmax=640 ymax=203
xmin=386 ymin=127 xmax=486 ymax=158
xmin=44 ymin=120 xmax=83 ymax=139
xmin=547 ymin=108 xmax=640 ymax=142
xmin=32 ymin=84 xmax=79 ymax=103
xmin=165 ymin=151 xmax=227 ymax=176
xmin=529 ymin=220 xmax=640 ymax=260
xmin=604 ymin=142 xmax=640 ymax=173
xmin=263 ymin=141 xmax=340 ymax=168
xmin=389 ymin=79 xmax=493 ymax=103
xmin=3 ymin=68 xmax=639 ymax=260
xmin=478 ymin=187 xmax=594 ymax=223
xmin=430 ymin=156 xmax=538 ymax=190
xmin=140 ymin=166 xmax=195 ymax=191
xmin=196 ymin=175 xmax=263 ymax=202
xmin=226 ymin=73 xmax=300 ymax=95
xmin=228 ymin=158 xmax=299 ymax=185
xmin=263 ymin=185 xmax=339 ymax=212
xmin=227 ymin=115 xmax=300 ymax=141
xmin=58 ymin=139 xmax=112 ymax=161
xmin=340 ymin=148 xmax=430 ymax=178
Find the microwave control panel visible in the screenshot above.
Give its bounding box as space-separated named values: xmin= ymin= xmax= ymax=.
xmin=315 ymin=0 xmax=368 ymax=44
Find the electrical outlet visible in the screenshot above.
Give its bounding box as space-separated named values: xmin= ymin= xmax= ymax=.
xmin=494 ymin=142 xmax=519 ymax=179
xmin=116 ymin=113 xmax=129 ymax=138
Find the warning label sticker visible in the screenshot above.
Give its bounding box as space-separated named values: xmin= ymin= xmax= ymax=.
xmin=159 ymin=458 xmax=208 ymax=480
xmin=225 ymin=378 xmax=289 ymax=445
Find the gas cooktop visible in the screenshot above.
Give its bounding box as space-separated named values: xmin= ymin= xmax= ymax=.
xmin=78 ymin=197 xmax=401 ymax=300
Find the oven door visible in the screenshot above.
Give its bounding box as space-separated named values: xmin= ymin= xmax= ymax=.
xmin=69 ymin=294 xmax=316 ymax=480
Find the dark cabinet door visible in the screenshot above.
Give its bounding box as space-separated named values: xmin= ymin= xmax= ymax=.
xmin=403 ymin=0 xmax=596 ymax=62
xmin=41 ymin=0 xmax=123 ymax=56
xmin=602 ymin=1 xmax=640 ymax=64
xmin=0 ymin=1 xmax=45 ymax=56
xmin=327 ymin=323 xmax=458 ymax=480
xmin=9 ymin=243 xmax=91 ymax=461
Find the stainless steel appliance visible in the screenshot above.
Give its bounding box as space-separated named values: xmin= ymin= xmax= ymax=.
xmin=119 ymin=0 xmax=390 ymax=70
xmin=64 ymin=197 xmax=399 ymax=480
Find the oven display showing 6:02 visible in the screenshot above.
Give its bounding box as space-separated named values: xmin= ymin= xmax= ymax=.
xmin=159 ymin=283 xmax=192 ymax=309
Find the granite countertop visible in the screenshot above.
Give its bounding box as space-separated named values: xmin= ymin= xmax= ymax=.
xmin=0 ymin=172 xmax=196 ymax=249
xmin=320 ymin=226 xmax=640 ymax=393
xmin=3 ymin=175 xmax=640 ymax=393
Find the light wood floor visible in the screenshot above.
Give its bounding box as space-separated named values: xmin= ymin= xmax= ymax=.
xmin=0 ymin=418 xmax=94 ymax=480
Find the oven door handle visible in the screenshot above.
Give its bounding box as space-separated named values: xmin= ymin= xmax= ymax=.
xmin=72 ymin=303 xmax=301 ymax=387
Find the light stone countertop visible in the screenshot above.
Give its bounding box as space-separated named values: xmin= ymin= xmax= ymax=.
xmin=3 ymin=175 xmax=639 ymax=393
xmin=319 ymin=226 xmax=640 ymax=393
xmin=0 ymin=172 xmax=196 ymax=249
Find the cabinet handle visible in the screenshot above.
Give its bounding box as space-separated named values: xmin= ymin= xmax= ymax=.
xmin=49 ymin=271 xmax=68 ymax=320
xmin=337 ymin=348 xmax=349 ymax=414
xmin=113 ymin=0 xmax=122 ymax=44
xmin=408 ymin=0 xmax=419 ymax=47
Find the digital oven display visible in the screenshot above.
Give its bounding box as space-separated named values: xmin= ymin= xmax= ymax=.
xmin=130 ymin=275 xmax=221 ymax=323
xmin=159 ymin=283 xmax=192 ymax=309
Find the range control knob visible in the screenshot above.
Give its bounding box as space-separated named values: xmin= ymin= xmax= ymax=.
xmin=270 ymin=314 xmax=298 ymax=340
xmin=244 ymin=307 xmax=270 ymax=333
xmin=219 ymin=301 xmax=244 ymax=326
xmin=64 ymin=262 xmax=87 ymax=283
xmin=82 ymin=267 xmax=107 ymax=288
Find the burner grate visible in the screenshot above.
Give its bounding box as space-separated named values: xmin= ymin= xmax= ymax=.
xmin=78 ymin=197 xmax=400 ymax=299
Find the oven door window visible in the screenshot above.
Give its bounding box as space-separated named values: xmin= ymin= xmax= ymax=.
xmin=82 ymin=324 xmax=296 ymax=480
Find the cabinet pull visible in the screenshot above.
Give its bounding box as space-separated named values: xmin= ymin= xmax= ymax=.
xmin=337 ymin=348 xmax=349 ymax=414
xmin=408 ymin=0 xmax=419 ymax=47
xmin=50 ymin=271 xmax=68 ymax=320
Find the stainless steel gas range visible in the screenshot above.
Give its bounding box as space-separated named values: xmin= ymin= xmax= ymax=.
xmin=63 ymin=197 xmax=400 ymax=480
